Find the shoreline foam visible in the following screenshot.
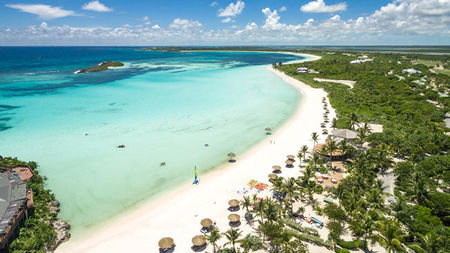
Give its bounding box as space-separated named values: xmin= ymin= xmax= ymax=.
xmin=56 ymin=52 xmax=331 ymax=253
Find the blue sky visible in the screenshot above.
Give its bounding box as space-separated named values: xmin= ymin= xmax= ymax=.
xmin=0 ymin=0 xmax=449 ymax=45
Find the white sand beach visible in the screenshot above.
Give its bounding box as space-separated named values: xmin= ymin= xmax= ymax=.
xmin=56 ymin=54 xmax=336 ymax=253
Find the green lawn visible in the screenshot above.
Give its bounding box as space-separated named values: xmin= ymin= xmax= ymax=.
xmin=435 ymin=68 xmax=450 ymax=76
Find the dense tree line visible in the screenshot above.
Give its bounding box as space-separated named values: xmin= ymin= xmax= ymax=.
xmin=276 ymin=51 xmax=449 ymax=252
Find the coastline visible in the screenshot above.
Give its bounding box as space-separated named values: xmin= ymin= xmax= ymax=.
xmin=56 ymin=53 xmax=331 ymax=253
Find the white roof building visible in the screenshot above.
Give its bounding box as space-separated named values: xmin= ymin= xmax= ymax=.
xmin=402 ymin=68 xmax=422 ymax=75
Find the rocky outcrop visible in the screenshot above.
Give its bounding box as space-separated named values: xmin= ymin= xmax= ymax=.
xmin=45 ymin=200 xmax=71 ymax=252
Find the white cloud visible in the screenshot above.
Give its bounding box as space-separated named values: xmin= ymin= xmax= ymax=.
xmin=1 ymin=0 xmax=449 ymax=45
xmin=300 ymin=0 xmax=347 ymax=13
xmin=279 ymin=6 xmax=287 ymax=12
xmin=210 ymin=1 xmax=219 ymax=7
xmin=169 ymin=18 xmax=202 ymax=29
xmin=82 ymin=1 xmax=113 ymax=12
xmin=222 ymin=17 xmax=232 ymax=23
xmin=218 ymin=0 xmax=245 ymax=17
xmin=6 ymin=4 xmax=76 ymax=19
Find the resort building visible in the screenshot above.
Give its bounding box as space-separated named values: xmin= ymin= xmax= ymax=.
xmin=0 ymin=167 xmax=34 ymax=249
xmin=350 ymin=58 xmax=373 ymax=64
xmin=296 ymin=67 xmax=319 ymax=74
xmin=402 ymin=68 xmax=422 ymax=75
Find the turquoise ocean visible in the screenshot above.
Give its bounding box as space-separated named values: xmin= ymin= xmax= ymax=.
xmin=0 ymin=47 xmax=305 ymax=236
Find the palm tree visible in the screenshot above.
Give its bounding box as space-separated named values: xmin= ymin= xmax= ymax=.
xmin=408 ymin=232 xmax=443 ymax=253
xmin=241 ymin=196 xmax=252 ymax=223
xmin=283 ymin=177 xmax=299 ymax=213
xmin=372 ymin=219 xmax=407 ymax=253
xmin=206 ymin=227 xmax=222 ymax=253
xmin=223 ymin=228 xmax=242 ymax=253
xmin=332 ymin=118 xmax=338 ymax=128
xmin=311 ymin=152 xmax=321 ymax=170
xmin=325 ymin=140 xmax=338 ymax=168
xmin=301 ymin=145 xmax=309 ymax=166
xmin=238 ymin=234 xmax=265 ymax=253
xmin=311 ymin=132 xmax=319 ymax=150
xmin=408 ymin=172 xmax=429 ymax=205
xmin=349 ymin=112 xmax=359 ymax=130
xmin=263 ymin=199 xmax=280 ymax=223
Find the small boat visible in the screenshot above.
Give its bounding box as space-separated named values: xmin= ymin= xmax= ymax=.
xmin=160 ymin=162 xmax=166 ymax=166
xmin=204 ymin=144 xmax=209 ymax=147
xmin=117 ymin=144 xmax=125 ymax=148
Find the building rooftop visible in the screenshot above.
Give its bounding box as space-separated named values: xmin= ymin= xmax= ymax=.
xmin=11 ymin=167 xmax=34 ymax=182
xmin=332 ymin=128 xmax=358 ymax=139
xmin=0 ymin=173 xmax=27 ymax=234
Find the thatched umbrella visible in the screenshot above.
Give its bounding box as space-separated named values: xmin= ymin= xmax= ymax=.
xmin=192 ymin=235 xmax=206 ymax=247
xmin=227 ymin=152 xmax=236 ymax=162
xmin=200 ymin=218 xmax=213 ymax=228
xmin=228 ymin=214 xmax=240 ymax=223
xmin=321 ymin=123 xmax=326 ymax=128
xmin=287 ymin=155 xmax=295 ymax=160
xmin=285 ymin=159 xmax=294 ymax=165
xmin=228 ymin=199 xmax=239 ymax=207
xmin=268 ymin=173 xmax=277 ymax=180
xmin=158 ymin=237 xmax=174 ymax=249
xmin=272 ymin=165 xmax=281 ymax=170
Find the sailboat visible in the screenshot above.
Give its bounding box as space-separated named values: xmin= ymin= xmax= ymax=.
xmin=193 ymin=166 xmax=199 ymax=184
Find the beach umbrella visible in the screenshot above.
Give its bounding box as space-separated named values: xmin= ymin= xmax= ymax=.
xmin=192 ymin=235 xmax=206 ymax=247
xmin=228 ymin=214 xmax=240 ymax=223
xmin=228 ymin=199 xmax=239 ymax=207
xmin=287 ymin=155 xmax=295 ymax=160
xmin=158 ymin=237 xmax=174 ymax=249
xmin=200 ymin=218 xmax=213 ymax=228
xmin=272 ymin=165 xmax=281 ymax=170
xmin=268 ymin=173 xmax=277 ymax=180
xmin=227 ymin=152 xmax=236 ymax=158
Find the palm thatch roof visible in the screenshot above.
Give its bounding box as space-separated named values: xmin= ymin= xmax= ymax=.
xmin=200 ymin=218 xmax=212 ymax=228
xmin=192 ymin=235 xmax=206 ymax=246
xmin=228 ymin=214 xmax=240 ymax=223
xmin=158 ymin=237 xmax=174 ymax=249
xmin=228 ymin=199 xmax=239 ymax=207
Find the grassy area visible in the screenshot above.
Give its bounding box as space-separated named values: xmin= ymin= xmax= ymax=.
xmin=435 ymin=68 xmax=450 ymax=76
xmin=412 ymin=59 xmax=442 ymax=67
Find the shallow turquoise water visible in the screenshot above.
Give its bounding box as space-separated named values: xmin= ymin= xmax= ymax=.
xmin=0 ymin=48 xmax=304 ymax=234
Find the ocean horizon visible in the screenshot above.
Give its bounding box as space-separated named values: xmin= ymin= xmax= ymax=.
xmin=0 ymin=47 xmax=305 ymax=236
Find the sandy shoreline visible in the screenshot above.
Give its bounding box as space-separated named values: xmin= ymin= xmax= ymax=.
xmin=56 ymin=53 xmax=332 ymax=253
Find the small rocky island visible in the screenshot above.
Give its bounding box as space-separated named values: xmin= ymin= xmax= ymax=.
xmin=74 ymin=61 xmax=124 ymax=74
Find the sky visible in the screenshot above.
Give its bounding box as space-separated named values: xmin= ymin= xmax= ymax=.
xmin=0 ymin=0 xmax=449 ymax=45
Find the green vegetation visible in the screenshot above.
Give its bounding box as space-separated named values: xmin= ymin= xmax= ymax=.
xmin=0 ymin=157 xmax=67 ymax=252
xmin=76 ymin=61 xmax=124 ymax=73
xmin=274 ymin=51 xmax=449 ymax=252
